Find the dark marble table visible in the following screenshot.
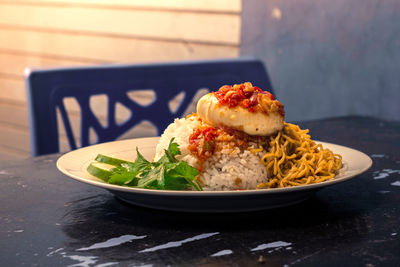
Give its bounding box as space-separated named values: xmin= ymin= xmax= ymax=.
xmin=1 ymin=116 xmax=399 ymax=266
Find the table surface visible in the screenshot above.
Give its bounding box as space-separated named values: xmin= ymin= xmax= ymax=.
xmin=1 ymin=116 xmax=399 ymax=267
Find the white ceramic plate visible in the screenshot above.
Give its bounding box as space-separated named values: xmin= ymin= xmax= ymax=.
xmin=57 ymin=137 xmax=372 ymax=212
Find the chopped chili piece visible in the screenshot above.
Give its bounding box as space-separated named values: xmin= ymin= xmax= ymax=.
xmin=187 ymin=119 xmax=269 ymax=171
xmin=214 ymin=82 xmax=275 ymax=112
xmin=188 ymin=126 xmax=220 ymax=170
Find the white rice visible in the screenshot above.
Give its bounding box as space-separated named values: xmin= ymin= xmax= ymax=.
xmin=154 ymin=116 xmax=268 ymax=191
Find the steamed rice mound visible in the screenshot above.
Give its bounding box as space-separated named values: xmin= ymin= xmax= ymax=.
xmin=154 ymin=115 xmax=268 ymax=191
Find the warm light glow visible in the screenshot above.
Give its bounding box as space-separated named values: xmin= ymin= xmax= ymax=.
xmin=271 ymin=7 xmax=282 ymax=21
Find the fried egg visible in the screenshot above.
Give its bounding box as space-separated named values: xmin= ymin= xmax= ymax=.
xmin=196 ymin=93 xmax=284 ymax=136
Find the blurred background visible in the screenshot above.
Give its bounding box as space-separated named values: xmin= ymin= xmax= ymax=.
xmin=0 ymin=0 xmax=399 ymax=159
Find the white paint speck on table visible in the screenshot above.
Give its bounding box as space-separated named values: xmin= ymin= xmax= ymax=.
xmin=251 ymin=241 xmax=292 ymax=252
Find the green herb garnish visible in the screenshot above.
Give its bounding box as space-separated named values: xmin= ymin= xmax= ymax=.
xmin=87 ymin=138 xmax=202 ymax=191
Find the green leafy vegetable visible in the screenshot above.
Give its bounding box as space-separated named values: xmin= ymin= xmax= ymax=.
xmin=87 ymin=138 xmax=202 ymax=191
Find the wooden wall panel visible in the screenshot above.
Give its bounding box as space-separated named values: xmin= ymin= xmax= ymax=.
xmin=0 ymin=123 xmax=30 ymax=153
xmin=0 ymin=51 xmax=94 ymax=78
xmin=0 ymin=100 xmax=28 ymax=127
xmin=0 ymin=77 xmax=26 ymax=103
xmin=0 ymin=0 xmax=242 ymax=158
xmin=9 ymin=0 xmax=241 ymax=13
xmin=0 ymin=101 xmax=30 ymax=159
xmin=0 ymin=144 xmax=28 ymax=160
xmin=0 ymin=4 xmax=240 ymax=44
xmin=0 ymin=28 xmax=238 ymax=63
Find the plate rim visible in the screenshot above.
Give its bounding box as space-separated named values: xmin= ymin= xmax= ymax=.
xmin=56 ymin=137 xmax=373 ymax=196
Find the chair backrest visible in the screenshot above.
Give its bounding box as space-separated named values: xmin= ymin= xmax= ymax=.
xmin=25 ymin=57 xmax=274 ymax=156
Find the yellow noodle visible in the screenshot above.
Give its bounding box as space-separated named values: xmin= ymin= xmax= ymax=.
xmin=259 ymin=123 xmax=342 ymax=188
xmin=250 ymin=145 xmax=264 ymax=153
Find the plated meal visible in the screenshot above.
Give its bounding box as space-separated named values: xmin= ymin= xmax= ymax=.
xmin=87 ymin=82 xmax=343 ymax=191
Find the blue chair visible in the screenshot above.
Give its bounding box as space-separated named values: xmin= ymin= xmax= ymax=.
xmin=25 ymin=58 xmax=274 ymax=156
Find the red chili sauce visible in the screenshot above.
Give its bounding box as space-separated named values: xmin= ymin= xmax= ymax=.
xmin=187 ymin=121 xmax=268 ymax=171
xmin=214 ymin=82 xmax=274 ymax=112
xmin=188 ymin=125 xmax=219 ymax=170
